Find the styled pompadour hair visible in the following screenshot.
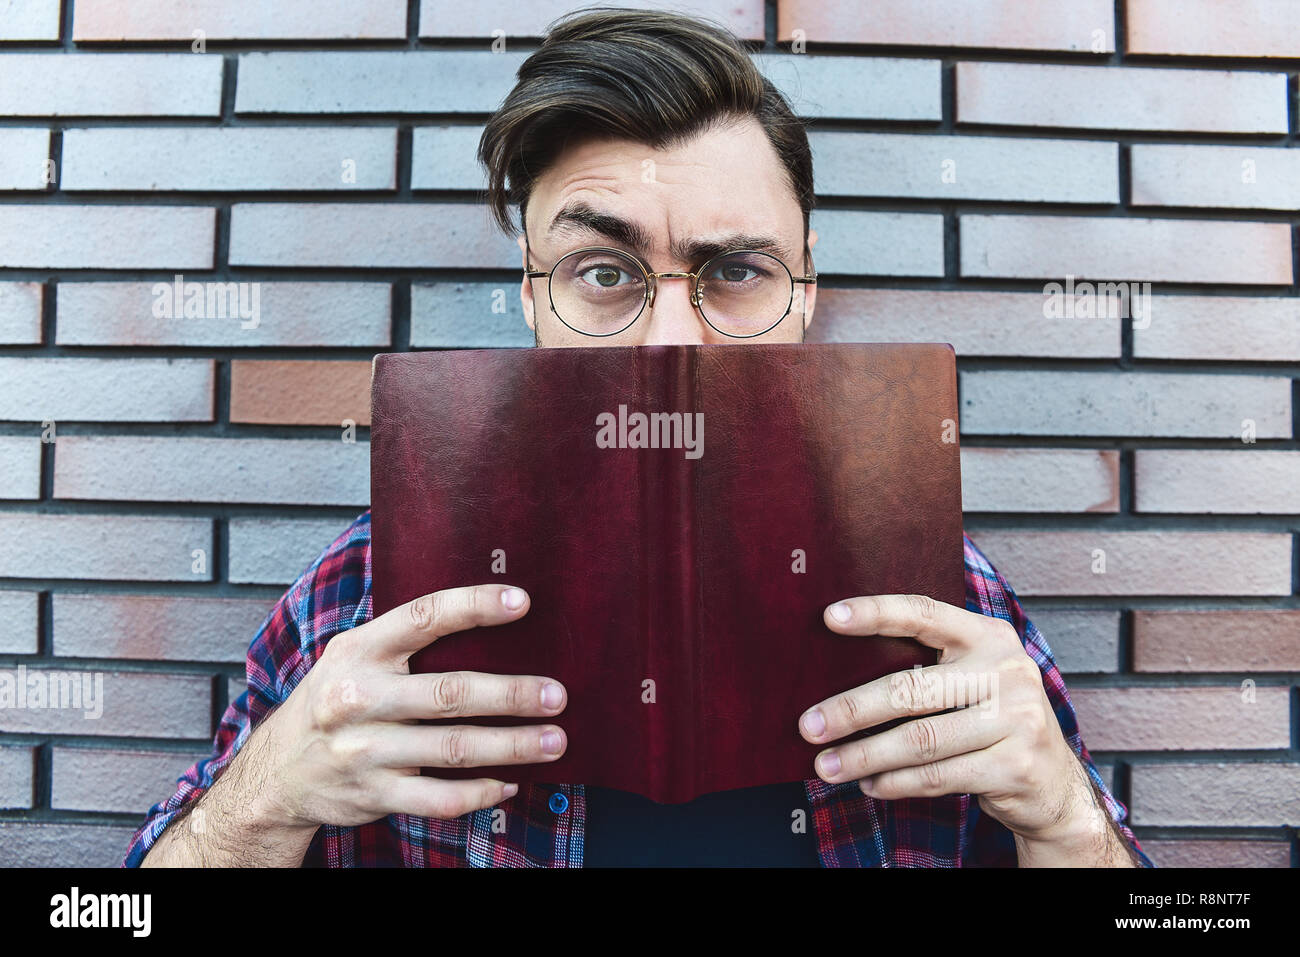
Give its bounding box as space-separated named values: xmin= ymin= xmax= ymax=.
xmin=478 ymin=6 xmax=814 ymax=241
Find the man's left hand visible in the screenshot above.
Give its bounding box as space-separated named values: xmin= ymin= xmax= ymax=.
xmin=797 ymin=594 xmax=1137 ymax=866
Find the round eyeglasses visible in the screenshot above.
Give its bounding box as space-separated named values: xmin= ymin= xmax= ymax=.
xmin=525 ymin=243 xmax=817 ymax=338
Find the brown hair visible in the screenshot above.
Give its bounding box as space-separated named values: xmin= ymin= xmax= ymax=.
xmin=478 ymin=6 xmax=814 ymax=242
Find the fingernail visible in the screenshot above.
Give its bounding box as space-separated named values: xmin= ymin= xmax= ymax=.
xmin=818 ymin=751 xmax=841 ymax=777
xmin=541 ymin=730 xmax=563 ymax=754
xmin=801 ymin=708 xmax=826 ymax=737
xmin=859 ymin=777 xmax=874 ymax=796
xmin=540 ymin=682 xmax=563 ymax=710
xmin=502 ymin=587 xmax=526 ymax=610
xmin=502 ymin=783 xmax=519 ymax=798
xmin=828 ymin=602 xmax=851 ymax=623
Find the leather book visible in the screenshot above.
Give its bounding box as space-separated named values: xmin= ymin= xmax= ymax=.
xmin=370 ymin=343 xmax=964 ymax=803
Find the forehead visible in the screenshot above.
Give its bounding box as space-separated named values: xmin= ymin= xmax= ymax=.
xmin=527 ymin=116 xmax=802 ymax=254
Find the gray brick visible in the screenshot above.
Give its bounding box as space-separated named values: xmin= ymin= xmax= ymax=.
xmin=57 ymin=280 xmax=391 ymax=347
xmin=968 ymin=530 xmax=1292 ymax=596
xmin=411 ymin=125 xmax=487 ymax=191
xmin=0 ymin=436 xmax=40 ymax=499
xmin=62 ymin=127 xmax=398 ymax=191
xmin=0 ymin=0 xmax=60 ymax=41
xmin=755 ymin=53 xmax=941 ymax=120
xmin=961 ymin=447 xmax=1118 ymax=512
xmin=961 ymin=371 xmax=1291 ymax=438
xmin=229 ymin=202 xmax=517 ymax=268
xmin=957 ymin=61 xmax=1289 ymax=134
xmin=0 ymin=513 xmax=213 ymax=581
xmin=54 ymin=436 xmax=368 ymax=506
xmin=1131 ymin=763 xmax=1300 ymax=827
xmin=810 ymin=132 xmax=1118 ymax=203
xmin=0 ymin=747 xmax=33 ymax=809
xmin=0 ymin=669 xmax=211 ymax=737
xmin=0 ymin=205 xmax=216 ymax=269
xmin=0 ymin=128 xmax=50 ymax=189
xmin=74 ymin=0 xmax=407 ymax=40
xmin=960 ymin=214 xmax=1292 ymax=284
xmin=0 ymin=282 xmax=42 ymax=344
xmin=0 ymin=54 xmax=223 ymax=117
xmin=0 ymin=357 xmax=214 ymax=422
xmin=411 ymin=281 xmax=534 ymax=348
xmin=1133 ymin=144 xmax=1300 ymax=211
xmin=1021 ymin=608 xmax=1121 ymax=673
xmin=0 ymin=590 xmax=39 ymax=654
xmin=1134 ymin=295 xmax=1300 ymax=362
xmin=809 ymin=289 xmax=1120 ymax=358
xmin=0 ymin=823 xmax=141 ymax=868
xmin=419 ymin=0 xmax=765 ymax=40
xmin=809 ymin=210 xmax=944 ymax=277
xmin=51 ymin=746 xmax=210 ymax=814
xmin=53 ymin=593 xmax=274 ymax=662
xmin=1136 ymin=450 xmax=1300 ymax=514
xmin=235 ymin=51 xmax=528 ymax=114
xmin=228 ymin=517 xmax=352 ymax=585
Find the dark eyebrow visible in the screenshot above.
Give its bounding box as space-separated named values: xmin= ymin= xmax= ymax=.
xmin=547 ymin=199 xmax=794 ymax=265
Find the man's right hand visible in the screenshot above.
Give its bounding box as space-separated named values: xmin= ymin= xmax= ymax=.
xmin=142 ymin=583 xmax=566 ymax=866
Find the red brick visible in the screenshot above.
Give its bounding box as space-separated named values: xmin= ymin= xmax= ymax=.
xmin=1134 ymin=610 xmax=1300 ymax=672
xmin=230 ymin=360 xmax=372 ymax=426
xmin=968 ymin=531 xmax=1292 ymax=596
xmin=51 ymin=746 xmax=210 ymax=814
xmin=53 ymin=593 xmax=275 ymax=663
xmin=780 ymin=0 xmax=1113 ymax=52
xmin=1127 ymin=0 xmax=1300 ymax=58
xmin=424 ymin=1 xmax=764 ymax=40
xmin=1070 ymin=687 xmax=1289 ymax=751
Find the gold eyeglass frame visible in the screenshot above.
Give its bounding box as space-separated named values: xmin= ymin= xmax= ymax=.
xmin=525 ymin=240 xmax=817 ymax=338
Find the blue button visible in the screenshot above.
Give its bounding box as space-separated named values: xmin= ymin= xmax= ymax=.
xmin=548 ymin=791 xmax=569 ymax=814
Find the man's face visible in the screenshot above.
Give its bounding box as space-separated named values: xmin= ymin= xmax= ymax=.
xmin=518 ymin=115 xmax=818 ymax=347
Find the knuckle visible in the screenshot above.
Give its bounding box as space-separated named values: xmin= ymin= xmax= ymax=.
xmin=838 ymin=691 xmax=865 ymax=728
xmin=440 ymin=727 xmax=474 ymax=768
xmin=510 ymin=730 xmax=534 ymax=763
xmin=503 ymin=678 xmax=527 ymax=716
xmin=429 ymin=671 xmax=469 ymax=717
xmin=407 ymin=593 xmax=439 ymax=634
xmin=906 ymin=717 xmax=941 ymax=761
xmin=311 ymin=677 xmax=368 ymax=731
xmin=905 ymin=593 xmax=939 ymax=623
xmin=919 ymin=760 xmax=946 ymax=791
xmin=425 ymin=789 xmax=468 ymax=820
xmin=891 ymin=667 xmax=931 ymax=714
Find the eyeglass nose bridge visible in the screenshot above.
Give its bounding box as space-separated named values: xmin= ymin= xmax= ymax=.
xmin=645 ymin=270 xmax=703 ymax=310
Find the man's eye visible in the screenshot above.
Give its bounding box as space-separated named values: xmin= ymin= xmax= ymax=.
xmin=579 ymin=264 xmax=633 ymax=287
xmin=715 ymin=264 xmax=758 ymax=283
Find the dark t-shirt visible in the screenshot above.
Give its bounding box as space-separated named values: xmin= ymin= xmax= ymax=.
xmin=582 ymin=781 xmax=821 ymax=866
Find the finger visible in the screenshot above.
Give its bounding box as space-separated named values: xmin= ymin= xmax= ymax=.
xmin=375 ymin=723 xmax=567 ymax=769
xmin=367 ymin=584 xmax=531 ymax=662
xmin=800 ymin=661 xmax=996 ymax=742
xmin=385 ymin=775 xmax=519 ymax=820
xmin=813 ymin=705 xmax=1006 ymax=785
xmin=858 ymin=748 xmax=997 ymax=801
xmin=824 ymin=594 xmax=1003 ymax=653
xmin=375 ymin=671 xmax=567 ymax=721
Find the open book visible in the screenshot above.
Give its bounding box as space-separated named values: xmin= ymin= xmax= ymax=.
xmin=371 ymin=343 xmax=964 ymax=803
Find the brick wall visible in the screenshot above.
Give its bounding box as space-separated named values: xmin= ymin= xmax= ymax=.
xmin=0 ymin=0 xmax=1296 ymax=868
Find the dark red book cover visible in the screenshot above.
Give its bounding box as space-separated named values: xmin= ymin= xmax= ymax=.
xmin=370 ymin=343 xmax=964 ymax=803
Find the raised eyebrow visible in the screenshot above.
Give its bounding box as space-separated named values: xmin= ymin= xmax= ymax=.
xmin=548 ymin=204 xmax=794 ymax=264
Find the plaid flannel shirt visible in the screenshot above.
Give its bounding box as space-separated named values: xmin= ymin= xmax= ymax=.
xmin=123 ymin=510 xmax=1152 ymax=867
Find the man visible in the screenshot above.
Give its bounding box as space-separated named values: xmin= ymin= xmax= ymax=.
xmin=125 ymin=8 xmax=1150 ymax=868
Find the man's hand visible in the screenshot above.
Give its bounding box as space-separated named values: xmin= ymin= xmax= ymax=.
xmin=796 ymin=594 xmax=1138 ymax=867
xmin=143 ymin=583 xmax=566 ymax=866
